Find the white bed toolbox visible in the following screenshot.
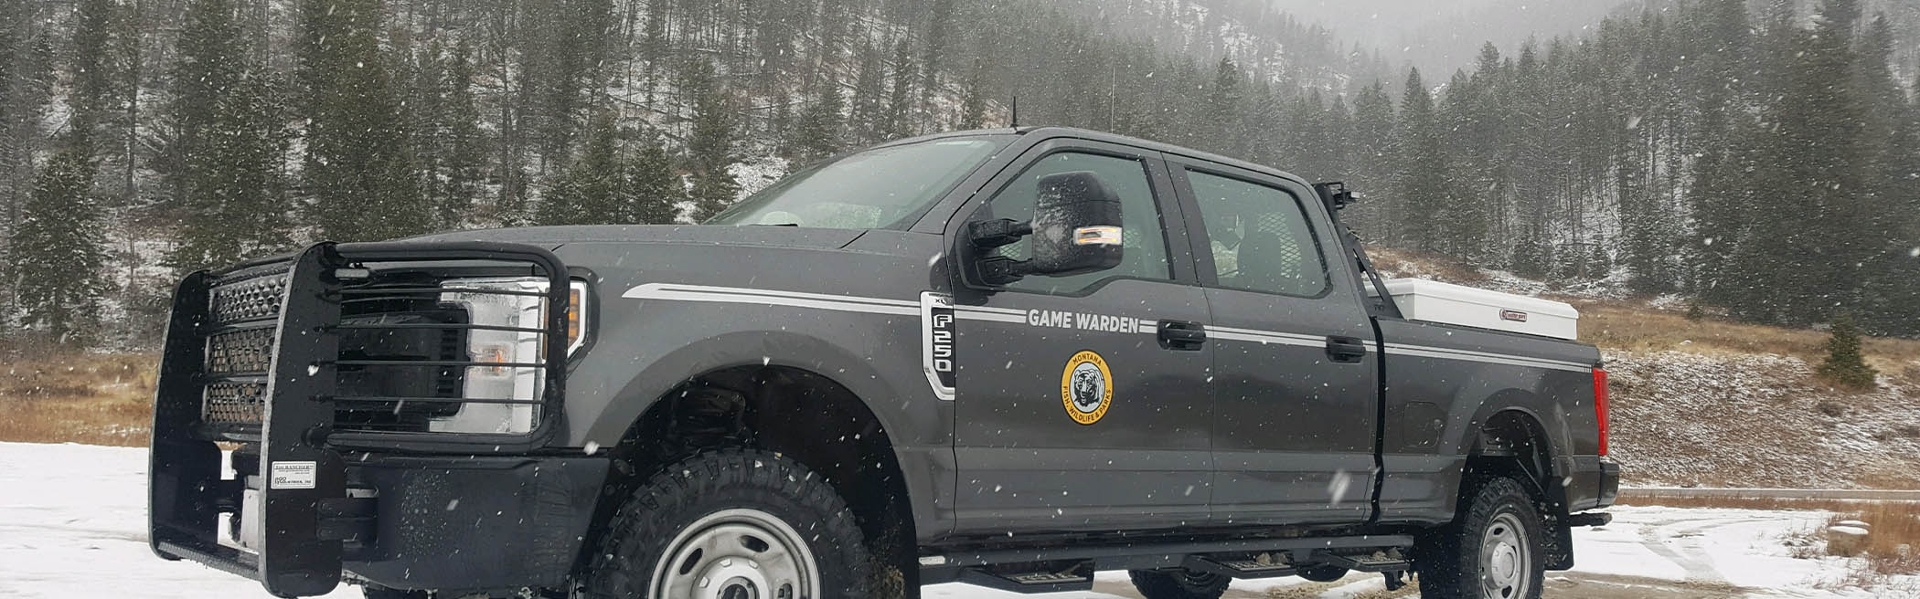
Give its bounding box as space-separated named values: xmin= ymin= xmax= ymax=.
xmin=1372 ymin=278 xmax=1580 ymax=340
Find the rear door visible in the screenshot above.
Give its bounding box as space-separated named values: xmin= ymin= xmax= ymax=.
xmin=948 ymin=139 xmax=1215 ymax=535
xmin=1169 ymin=159 xmax=1381 ymax=525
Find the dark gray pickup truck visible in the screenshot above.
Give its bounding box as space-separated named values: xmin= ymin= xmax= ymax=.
xmin=148 ymin=127 xmax=1618 ymax=599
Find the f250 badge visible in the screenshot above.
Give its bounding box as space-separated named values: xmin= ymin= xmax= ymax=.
xmin=1060 ymin=350 xmax=1113 ymax=425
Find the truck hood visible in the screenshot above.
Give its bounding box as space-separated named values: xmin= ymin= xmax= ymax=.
xmin=403 ymin=224 xmax=868 ymax=251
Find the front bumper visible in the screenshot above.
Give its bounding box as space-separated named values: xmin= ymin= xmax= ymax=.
xmin=344 ymin=454 xmax=607 ymax=591
xmin=148 ymin=242 xmax=581 ymax=597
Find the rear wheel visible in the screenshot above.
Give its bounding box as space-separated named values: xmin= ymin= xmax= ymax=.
xmin=1415 ymin=477 xmax=1545 ymax=599
xmin=1128 ymin=568 xmax=1229 ymax=599
xmin=581 ymin=449 xmax=875 ymax=599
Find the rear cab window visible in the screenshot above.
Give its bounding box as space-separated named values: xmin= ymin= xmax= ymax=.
xmin=1184 ymin=169 xmax=1331 ymax=297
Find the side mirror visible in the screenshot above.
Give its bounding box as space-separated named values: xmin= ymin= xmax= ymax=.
xmin=968 ymin=171 xmax=1125 ymax=285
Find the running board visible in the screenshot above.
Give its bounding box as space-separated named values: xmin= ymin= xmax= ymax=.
xmin=957 ymin=562 xmax=1094 ymax=593
xmin=1319 ymin=548 xmax=1411 ymax=573
xmin=1183 ymin=553 xmax=1299 ymax=579
xmin=921 ymin=534 xmax=1414 ymax=587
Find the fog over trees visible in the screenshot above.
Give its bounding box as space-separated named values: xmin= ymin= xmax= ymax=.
xmin=0 ymin=0 xmax=1915 ymax=350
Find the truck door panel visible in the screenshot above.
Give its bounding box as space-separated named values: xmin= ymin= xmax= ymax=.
xmin=1171 ymin=162 xmax=1381 ymax=525
xmin=949 ymin=143 xmax=1215 ymax=535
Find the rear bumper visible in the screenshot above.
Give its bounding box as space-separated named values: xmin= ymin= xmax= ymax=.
xmin=1566 ymin=457 xmax=1621 ymax=512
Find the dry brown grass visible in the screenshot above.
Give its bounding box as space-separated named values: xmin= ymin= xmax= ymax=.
xmin=0 ymin=353 xmax=156 ymax=447
xmin=1851 ymin=502 xmax=1920 ymax=576
xmin=1576 ymin=300 xmax=1920 ymax=376
xmin=1613 ymin=494 xmax=1913 ymax=513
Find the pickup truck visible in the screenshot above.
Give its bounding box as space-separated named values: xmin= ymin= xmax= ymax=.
xmin=147 ymin=126 xmax=1618 ymax=599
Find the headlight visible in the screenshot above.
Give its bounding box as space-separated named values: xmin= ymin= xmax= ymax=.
xmin=426 ymin=277 xmax=589 ymax=434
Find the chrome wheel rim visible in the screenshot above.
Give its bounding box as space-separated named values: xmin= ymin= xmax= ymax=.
xmin=651 ymin=508 xmax=820 ymax=599
xmin=1479 ymin=512 xmax=1531 ymax=599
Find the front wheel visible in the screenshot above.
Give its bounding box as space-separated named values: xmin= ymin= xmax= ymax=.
xmin=580 ymin=449 xmax=875 ymax=599
xmin=1415 ymin=477 xmax=1546 ymax=599
xmin=1128 ymin=568 xmax=1229 ymax=599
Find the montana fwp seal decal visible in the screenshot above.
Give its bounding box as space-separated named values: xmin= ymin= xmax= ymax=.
xmin=1060 ymin=350 xmax=1113 ymax=425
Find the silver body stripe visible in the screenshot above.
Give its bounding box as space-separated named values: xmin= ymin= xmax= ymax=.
xmin=1205 ymin=325 xmax=1586 ymax=371
xmin=953 ymin=306 xmax=1027 ymax=324
xmin=1384 ymin=343 xmax=1591 ymax=372
xmin=623 ymin=283 xmax=919 ymax=316
xmin=623 ymin=283 xmax=1589 ymax=373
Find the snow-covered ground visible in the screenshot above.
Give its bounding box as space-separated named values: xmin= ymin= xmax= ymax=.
xmin=0 ymin=442 xmax=1909 ymax=598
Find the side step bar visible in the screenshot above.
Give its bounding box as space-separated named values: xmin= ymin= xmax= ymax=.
xmin=922 ymin=534 xmax=1415 ymax=591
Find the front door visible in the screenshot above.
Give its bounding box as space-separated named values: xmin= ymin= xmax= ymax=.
xmin=950 ymin=142 xmax=1215 ymax=535
xmin=1171 ymin=161 xmax=1381 ymax=526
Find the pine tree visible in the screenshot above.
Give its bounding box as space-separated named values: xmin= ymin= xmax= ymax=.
xmin=298 ymin=0 xmax=427 ymax=242
xmin=846 ymin=41 xmax=887 ymax=145
xmin=439 ymin=39 xmax=486 ymax=230
xmin=13 ymin=146 xmax=108 ymax=346
xmin=630 ymin=135 xmax=682 ymax=224
xmin=882 ymin=37 xmax=916 ymax=140
xmin=955 ymin=60 xmax=988 ymax=130
xmin=793 ymin=76 xmax=845 ymax=163
xmin=538 ymin=111 xmax=637 ymax=226
xmin=1393 ymin=68 xmax=1452 ymax=254
xmin=682 ymin=59 xmax=739 ymax=221
xmin=1817 ymin=313 xmax=1878 ymax=389
xmin=68 ymin=0 xmax=118 ymax=148
xmin=166 ymin=0 xmax=291 ymax=271
xmin=1204 ymin=58 xmax=1243 ymax=156
xmin=1348 ymin=80 xmax=1397 ymax=238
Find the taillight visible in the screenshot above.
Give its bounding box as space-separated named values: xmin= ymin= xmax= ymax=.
xmin=1592 ymin=368 xmax=1610 ymax=457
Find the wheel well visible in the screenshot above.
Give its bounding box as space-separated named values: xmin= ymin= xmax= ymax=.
xmin=585 ymin=365 xmax=916 ymax=591
xmin=1467 ymin=409 xmax=1574 ymax=569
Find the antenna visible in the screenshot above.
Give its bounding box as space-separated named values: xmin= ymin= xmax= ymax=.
xmin=1010 ymin=95 xmax=1019 ymax=128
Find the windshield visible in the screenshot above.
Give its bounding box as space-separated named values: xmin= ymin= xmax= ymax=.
xmin=707 ymin=137 xmax=1006 ymax=230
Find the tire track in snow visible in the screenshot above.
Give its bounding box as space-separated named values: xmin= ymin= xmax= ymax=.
xmin=1632 ymin=512 xmax=1779 ymax=585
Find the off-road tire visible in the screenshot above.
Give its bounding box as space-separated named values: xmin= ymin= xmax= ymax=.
xmin=1415 ymin=477 xmax=1546 ymax=599
xmin=580 ymin=449 xmax=875 ymax=599
xmin=1128 ymin=568 xmax=1230 ymax=599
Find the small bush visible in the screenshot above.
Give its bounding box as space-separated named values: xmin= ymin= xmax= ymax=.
xmin=1816 ymin=401 xmax=1848 ymax=417
xmin=1818 ymin=315 xmax=1879 ymax=390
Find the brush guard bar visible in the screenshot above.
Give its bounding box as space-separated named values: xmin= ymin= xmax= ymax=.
xmin=148 ymin=241 xmax=572 ymax=597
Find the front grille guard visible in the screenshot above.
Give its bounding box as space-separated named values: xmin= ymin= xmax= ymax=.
xmin=148 ymin=241 xmax=571 ymax=597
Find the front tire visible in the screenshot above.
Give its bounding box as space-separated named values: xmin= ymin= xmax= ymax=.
xmin=581 ymin=449 xmax=874 ymax=599
xmin=1127 ymin=568 xmax=1229 ymax=599
xmin=1415 ymin=477 xmax=1546 ymax=599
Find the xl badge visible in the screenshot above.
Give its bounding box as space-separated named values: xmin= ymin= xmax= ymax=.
xmin=1060 ymin=350 xmax=1112 ymax=425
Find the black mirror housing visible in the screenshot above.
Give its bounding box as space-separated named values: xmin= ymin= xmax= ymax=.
xmin=1026 ymin=171 xmax=1124 ymax=277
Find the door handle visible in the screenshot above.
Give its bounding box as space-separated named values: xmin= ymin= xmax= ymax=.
xmin=1158 ymin=321 xmax=1207 ymax=351
xmin=1326 ymin=336 xmax=1369 ymax=363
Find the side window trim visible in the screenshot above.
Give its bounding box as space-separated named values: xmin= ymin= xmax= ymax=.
xmin=1168 ymin=159 xmax=1336 ymax=300
xmin=946 ymin=138 xmax=1198 ymax=296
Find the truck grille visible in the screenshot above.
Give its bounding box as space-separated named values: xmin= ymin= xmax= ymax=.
xmin=203 ymin=382 xmax=267 ymax=424
xmin=206 ymin=328 xmax=275 ymax=375
xmin=198 ymin=268 xmax=294 ymax=427
xmin=159 ymin=242 xmax=569 ymax=445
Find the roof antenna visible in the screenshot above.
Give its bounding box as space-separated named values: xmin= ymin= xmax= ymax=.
xmin=1010 ymin=95 xmax=1019 ymax=128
